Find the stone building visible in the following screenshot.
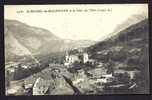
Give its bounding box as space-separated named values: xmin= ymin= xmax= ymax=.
xmin=87 ymin=68 xmax=107 ymax=78
xmin=114 ymin=69 xmax=140 ymax=80
xmin=82 ymin=53 xmax=89 ymax=63
xmin=64 ymin=55 xmax=80 ymax=66
xmin=64 ymin=52 xmax=89 ymax=66
xmin=32 ymin=77 xmax=51 ymax=95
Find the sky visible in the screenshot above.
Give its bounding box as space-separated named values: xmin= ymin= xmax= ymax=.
xmin=4 ymin=4 xmax=148 ymax=41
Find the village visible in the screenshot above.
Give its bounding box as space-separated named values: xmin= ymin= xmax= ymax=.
xmin=5 ymin=48 xmax=140 ymax=95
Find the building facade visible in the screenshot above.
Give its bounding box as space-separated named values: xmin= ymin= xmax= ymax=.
xmin=33 ymin=77 xmax=50 ymax=95
xmin=64 ymin=52 xmax=89 ymax=66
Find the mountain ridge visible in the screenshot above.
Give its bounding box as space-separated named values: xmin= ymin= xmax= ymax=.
xmin=5 ymin=19 xmax=95 ymax=64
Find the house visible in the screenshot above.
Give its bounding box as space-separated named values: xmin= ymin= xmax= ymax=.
xmin=127 ymin=70 xmax=140 ymax=79
xmin=64 ymin=52 xmax=89 ymax=66
xmin=102 ymin=73 xmax=113 ymax=78
xmin=87 ymin=68 xmax=107 ymax=78
xmin=89 ymin=73 xmax=113 ymax=84
xmin=21 ymin=65 xmax=28 ymax=69
xmin=32 ymin=77 xmax=51 ymax=95
xmin=64 ymin=55 xmax=80 ymax=66
xmin=82 ymin=53 xmax=89 ymax=63
xmin=114 ymin=69 xmax=140 ymax=79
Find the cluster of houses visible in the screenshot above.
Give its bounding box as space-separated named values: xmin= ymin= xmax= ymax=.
xmin=22 ymin=66 xmax=74 ymax=95
xmin=5 ymin=48 xmax=141 ymax=95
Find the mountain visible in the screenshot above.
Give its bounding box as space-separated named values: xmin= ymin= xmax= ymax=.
xmin=88 ymin=19 xmax=148 ymax=56
xmin=62 ymin=39 xmax=95 ymax=50
xmin=5 ymin=20 xmax=60 ymax=54
xmin=87 ymin=19 xmax=149 ymax=93
xmin=113 ymin=14 xmax=147 ymax=34
xmin=99 ymin=14 xmax=148 ymax=41
xmin=5 ymin=19 xmax=95 ymax=64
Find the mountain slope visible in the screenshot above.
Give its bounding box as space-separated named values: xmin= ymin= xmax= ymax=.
xmin=5 ymin=19 xmax=95 ymax=64
xmin=5 ymin=20 xmax=60 ymax=54
xmin=87 ymin=19 xmax=149 ymax=93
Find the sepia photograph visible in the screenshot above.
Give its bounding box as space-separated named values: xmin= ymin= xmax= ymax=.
xmin=4 ymin=4 xmax=149 ymax=95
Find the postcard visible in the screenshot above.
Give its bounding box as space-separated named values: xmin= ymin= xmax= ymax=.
xmin=4 ymin=4 xmax=149 ymax=95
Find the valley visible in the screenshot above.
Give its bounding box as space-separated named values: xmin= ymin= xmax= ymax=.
xmin=5 ymin=18 xmax=149 ymax=95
